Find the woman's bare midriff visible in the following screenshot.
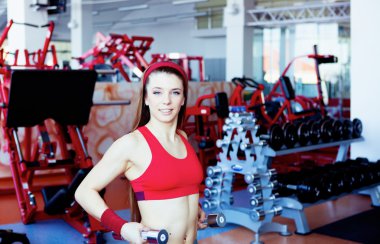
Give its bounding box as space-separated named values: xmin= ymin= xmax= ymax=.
xmin=138 ymin=194 xmax=199 ymax=244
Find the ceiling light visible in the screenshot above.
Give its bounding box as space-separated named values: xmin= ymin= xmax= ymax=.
xmin=118 ymin=4 xmax=148 ymax=12
xmin=172 ymin=0 xmax=208 ymax=5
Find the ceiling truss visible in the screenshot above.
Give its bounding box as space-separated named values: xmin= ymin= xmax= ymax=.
xmin=246 ymin=1 xmax=350 ymax=27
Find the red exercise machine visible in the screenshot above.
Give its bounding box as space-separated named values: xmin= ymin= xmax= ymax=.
xmin=75 ymin=32 xmax=154 ymax=82
xmin=0 ymin=19 xmax=58 ymax=69
xmin=0 ymin=70 xmax=105 ymax=243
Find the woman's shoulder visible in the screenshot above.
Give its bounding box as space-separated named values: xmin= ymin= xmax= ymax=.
xmin=117 ymin=128 xmax=145 ymax=147
xmin=177 ymin=129 xmax=188 ymax=139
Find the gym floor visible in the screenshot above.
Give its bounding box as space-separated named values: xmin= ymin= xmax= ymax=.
xmin=0 ymin=175 xmax=373 ymax=244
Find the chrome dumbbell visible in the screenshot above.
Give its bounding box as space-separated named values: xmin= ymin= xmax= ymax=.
xmin=205 ymin=177 xmax=221 ymax=188
xmin=141 ymin=230 xmax=169 ymax=244
xmin=249 ymin=194 xmax=278 ymax=207
xmin=244 ymin=169 xmax=277 ymax=184
xmin=206 ymin=166 xmax=223 ymax=177
xmin=202 ymin=199 xmax=218 ymax=210
xmin=203 ymin=212 xmax=226 ymax=228
xmin=247 ymin=181 xmax=277 ymax=195
xmin=113 ymin=229 xmax=169 ymax=244
xmin=204 ymin=188 xmax=218 ymax=199
xmin=250 ymin=206 xmax=282 ymax=222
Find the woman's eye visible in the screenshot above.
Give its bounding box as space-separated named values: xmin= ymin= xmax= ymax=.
xmin=153 ymin=91 xmax=161 ymax=95
xmin=173 ymin=91 xmax=181 ymax=95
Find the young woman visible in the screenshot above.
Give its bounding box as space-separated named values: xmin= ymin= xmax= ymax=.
xmin=75 ymin=61 xmax=206 ymax=243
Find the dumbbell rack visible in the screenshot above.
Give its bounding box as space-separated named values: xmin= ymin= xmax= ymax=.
xmin=202 ymin=111 xmax=374 ymax=244
xmin=260 ymin=134 xmax=380 ymax=234
xmin=202 ymin=112 xmax=292 ymax=244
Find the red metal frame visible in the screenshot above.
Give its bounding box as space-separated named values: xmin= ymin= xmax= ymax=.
xmin=0 ymin=19 xmax=58 ymax=69
xmin=75 ymin=32 xmax=154 ymax=82
xmin=266 ymin=45 xmax=338 ymax=119
xmin=0 ymin=21 xmax=104 ymax=242
xmin=0 ymin=84 xmax=104 ymax=243
xmin=229 ymin=47 xmax=337 ymax=126
xmin=151 ymin=53 xmax=205 ymax=81
xmin=184 ymin=94 xmax=224 ymax=170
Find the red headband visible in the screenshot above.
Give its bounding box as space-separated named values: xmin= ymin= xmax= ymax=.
xmin=142 ymin=61 xmax=188 ymax=84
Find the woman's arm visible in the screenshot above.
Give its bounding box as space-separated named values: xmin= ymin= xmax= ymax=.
xmin=75 ymin=133 xmax=149 ymax=243
xmin=74 ymin=134 xmax=134 ymax=220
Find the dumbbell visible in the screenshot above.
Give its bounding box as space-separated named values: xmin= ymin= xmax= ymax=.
xmin=244 ymin=169 xmax=277 ymax=184
xmin=202 ymin=198 xmax=233 ymax=210
xmin=222 ymin=124 xmax=236 ymax=132
xmin=249 ymin=193 xmax=278 ymax=207
xmin=204 ymin=188 xmax=219 ymax=199
xmin=282 ymin=122 xmax=298 ymax=148
xmin=295 ymin=122 xmax=310 ymax=146
xmin=307 ymin=120 xmax=321 ymax=144
xmin=352 ymin=118 xmax=363 ymax=138
xmin=250 ymin=205 xmax=282 ymax=222
xmin=205 ymin=177 xmax=221 ymax=188
xmin=331 ymin=119 xmax=343 ymax=141
xmin=206 ymin=166 xmax=223 ymax=177
xmin=202 ymin=199 xmax=218 ymax=210
xmin=113 ymin=229 xmax=169 ymax=244
xmin=342 ymin=119 xmax=353 ymax=139
xmin=320 ymin=118 xmax=333 ymax=143
xmin=276 ymin=170 xmax=325 ymax=203
xmin=203 ymin=212 xmax=227 ymax=228
xmin=247 ymin=181 xmax=277 ymax=195
xmin=142 ymin=230 xmax=169 ymax=244
xmin=256 ymin=124 xmax=284 ymax=150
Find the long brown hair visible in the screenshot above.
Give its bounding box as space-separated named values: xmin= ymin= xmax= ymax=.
xmin=129 ymin=62 xmax=188 ymax=222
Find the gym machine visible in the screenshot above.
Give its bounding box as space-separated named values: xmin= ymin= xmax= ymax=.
xmin=184 ymin=92 xmax=229 ymax=171
xmin=266 ymin=45 xmax=338 ymax=119
xmin=202 ymin=107 xmax=371 ymax=243
xmin=230 ymin=45 xmax=338 ymax=126
xmin=0 ymin=19 xmax=58 ymax=69
xmin=75 ymin=32 xmax=153 ymax=82
xmin=0 ymin=70 xmax=106 ymax=243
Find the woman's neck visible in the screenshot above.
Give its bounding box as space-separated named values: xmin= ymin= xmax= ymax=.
xmin=145 ymin=120 xmax=178 ymax=142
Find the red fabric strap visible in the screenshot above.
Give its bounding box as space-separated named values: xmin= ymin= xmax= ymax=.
xmin=142 ymin=61 xmax=187 ymax=85
xmin=100 ymin=208 xmax=127 ymax=236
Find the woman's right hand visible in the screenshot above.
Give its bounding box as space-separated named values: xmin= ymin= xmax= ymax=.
xmin=120 ymin=222 xmax=150 ymax=243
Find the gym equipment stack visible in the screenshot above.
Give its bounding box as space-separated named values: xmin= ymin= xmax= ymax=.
xmin=202 ymin=106 xmax=378 ymax=243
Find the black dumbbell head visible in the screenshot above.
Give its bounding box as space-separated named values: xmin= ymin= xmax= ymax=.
xmin=352 ymin=118 xmax=363 ymax=138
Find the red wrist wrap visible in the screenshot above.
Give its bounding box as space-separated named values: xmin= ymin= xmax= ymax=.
xmin=100 ymin=208 xmax=127 ymax=236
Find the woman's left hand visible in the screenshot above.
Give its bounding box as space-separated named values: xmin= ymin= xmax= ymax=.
xmin=197 ymin=204 xmax=207 ymax=229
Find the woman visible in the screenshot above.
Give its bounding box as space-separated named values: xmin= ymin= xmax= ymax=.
xmin=75 ymin=61 xmax=207 ymax=244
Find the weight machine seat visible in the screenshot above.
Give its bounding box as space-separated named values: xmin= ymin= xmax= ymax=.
xmin=6 ymin=70 xmax=97 ymax=128
xmin=280 ymin=76 xmax=296 ymax=100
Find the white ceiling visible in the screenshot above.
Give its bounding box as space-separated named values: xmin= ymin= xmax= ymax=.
xmin=0 ymin=0 xmax=211 ymax=41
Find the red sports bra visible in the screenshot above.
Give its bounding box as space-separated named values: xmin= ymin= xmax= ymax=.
xmin=130 ymin=126 xmax=203 ymax=201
